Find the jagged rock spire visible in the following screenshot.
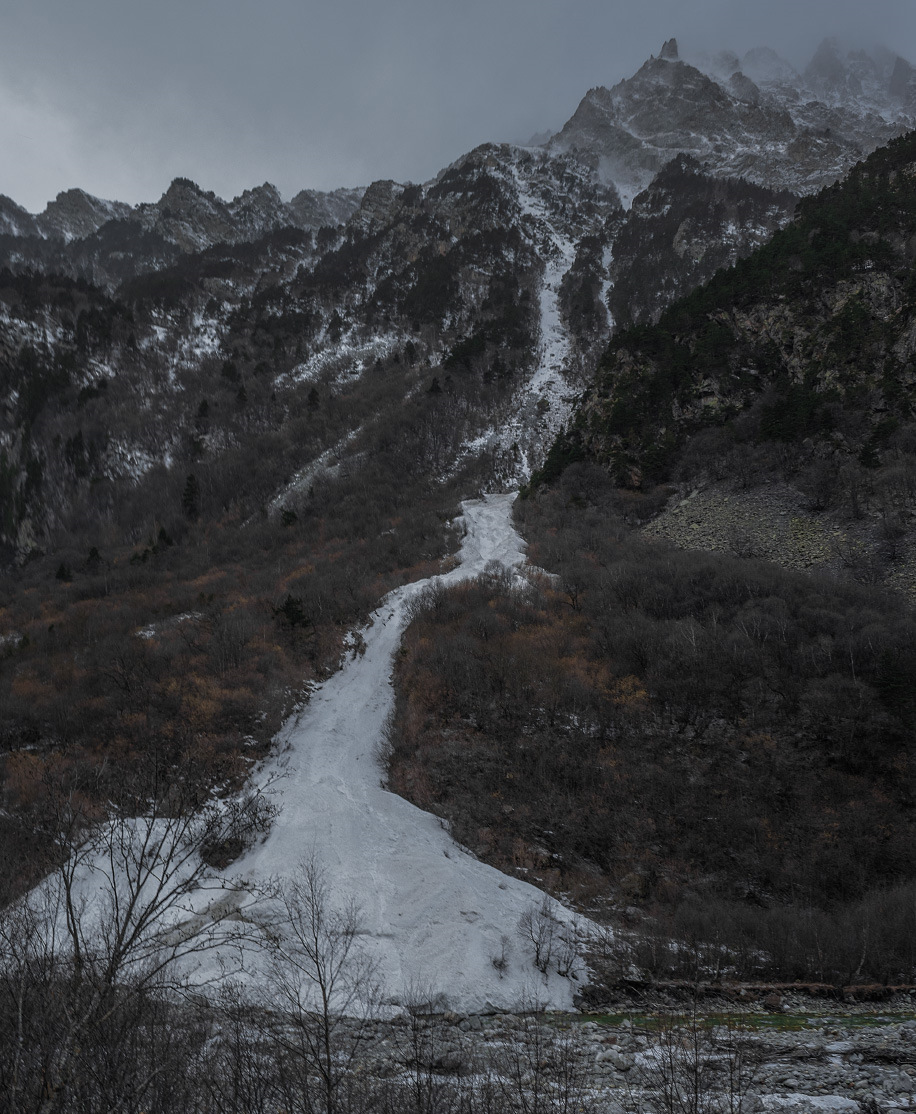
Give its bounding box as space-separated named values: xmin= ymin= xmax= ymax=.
xmin=660 ymin=38 xmax=679 ymax=61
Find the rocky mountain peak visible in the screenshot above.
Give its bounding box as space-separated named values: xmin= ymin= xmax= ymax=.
xmin=158 ymin=177 xmax=221 ymax=211
xmin=235 ymin=181 xmax=283 ymax=206
xmin=727 ymin=71 xmax=762 ymax=104
xmin=0 ymin=37 xmax=910 ymax=291
xmin=131 ymin=178 xmax=235 ymax=252
xmin=805 ymin=37 xmax=848 ymax=90
xmin=287 ymin=186 xmax=366 ymax=230
xmin=700 ymin=49 xmax=741 ymax=81
xmin=0 ymin=195 xmax=40 ymax=238
xmin=0 ymin=188 xmax=130 ymax=242
xmin=39 ymin=188 xmax=131 ymax=242
xmin=739 ymin=46 xmax=801 ymax=91
xmin=659 ymin=37 xmax=679 ymax=61
xmin=803 ymin=38 xmax=899 ymax=109
xmin=227 ymin=182 xmax=289 ymax=232
xmin=551 ymin=39 xmax=914 ymax=207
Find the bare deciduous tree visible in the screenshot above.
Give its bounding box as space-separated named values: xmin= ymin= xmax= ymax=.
xmin=0 ymin=763 xmax=273 ymax=1114
xmin=517 ymin=897 xmax=560 ymax=975
xmin=264 ymin=855 xmax=382 ymax=1114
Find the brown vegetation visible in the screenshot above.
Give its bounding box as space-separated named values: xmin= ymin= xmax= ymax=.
xmin=386 ymin=464 xmax=916 ymax=985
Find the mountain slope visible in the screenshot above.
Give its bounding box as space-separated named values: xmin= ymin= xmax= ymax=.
xmin=1 ymin=38 xmax=908 ymax=555
xmin=4 ymin=39 xmax=916 ymax=991
xmin=381 ymin=132 xmax=916 ymax=988
xmin=548 ymin=129 xmax=916 ymax=498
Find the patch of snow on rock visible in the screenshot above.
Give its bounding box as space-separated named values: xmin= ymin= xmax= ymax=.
xmin=289 ymin=332 xmax=401 ymax=386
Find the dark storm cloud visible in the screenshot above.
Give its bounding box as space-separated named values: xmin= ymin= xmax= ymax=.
xmin=1 ymin=0 xmax=913 ymax=211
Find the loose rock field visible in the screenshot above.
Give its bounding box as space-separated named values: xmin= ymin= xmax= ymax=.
xmin=330 ymin=1004 xmax=916 ymax=1112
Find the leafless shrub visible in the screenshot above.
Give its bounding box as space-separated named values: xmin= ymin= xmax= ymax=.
xmin=517 ymin=897 xmax=583 ymax=979
xmin=632 ymin=1006 xmax=759 ymax=1114
xmin=517 ymin=898 xmax=559 ymax=975
xmin=487 ymin=997 xmax=597 ymax=1114
xmin=491 ymin=934 xmax=511 ymax=978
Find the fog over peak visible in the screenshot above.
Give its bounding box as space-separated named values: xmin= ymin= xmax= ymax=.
xmin=0 ymin=0 xmax=912 ymax=211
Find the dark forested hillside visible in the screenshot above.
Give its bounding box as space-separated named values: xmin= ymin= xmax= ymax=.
xmin=384 ymin=132 xmax=916 ymax=990
xmin=544 ymin=131 xmax=916 ymax=501
xmin=605 ymin=155 xmax=798 ymax=329
xmin=387 ymin=465 xmax=916 ymax=986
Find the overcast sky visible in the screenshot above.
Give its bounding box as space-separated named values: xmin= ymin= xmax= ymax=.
xmin=1 ymin=0 xmax=913 ymax=212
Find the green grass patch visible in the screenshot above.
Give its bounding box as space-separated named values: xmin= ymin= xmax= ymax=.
xmin=576 ymin=1012 xmax=916 ymax=1032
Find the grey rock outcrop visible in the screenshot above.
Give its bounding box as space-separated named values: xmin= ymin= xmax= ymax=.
xmin=38 ymin=189 xmax=132 ymax=241
xmin=0 ymin=195 xmax=40 ymax=238
xmin=288 ymin=186 xmax=365 ymax=229
xmin=0 ymin=188 xmax=130 ymax=241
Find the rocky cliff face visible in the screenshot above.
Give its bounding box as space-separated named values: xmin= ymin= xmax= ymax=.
xmin=562 ymin=131 xmax=916 ymax=488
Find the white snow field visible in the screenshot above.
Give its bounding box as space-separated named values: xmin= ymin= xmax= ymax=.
xmin=196 ymin=492 xmax=584 ymax=1010
xmin=47 ymin=494 xmax=585 ymax=1014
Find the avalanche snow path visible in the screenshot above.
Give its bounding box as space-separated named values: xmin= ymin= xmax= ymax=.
xmin=499 ymin=166 xmax=579 ymax=480
xmin=453 ymin=166 xmax=583 ymax=486
xmin=197 ymin=493 xmax=580 ymax=1012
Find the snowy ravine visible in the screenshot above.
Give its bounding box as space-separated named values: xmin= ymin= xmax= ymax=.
xmin=456 ymin=164 xmax=584 ymax=487
xmin=186 ymin=493 xmax=582 ymax=1012
xmin=501 ymin=167 xmax=579 ymax=481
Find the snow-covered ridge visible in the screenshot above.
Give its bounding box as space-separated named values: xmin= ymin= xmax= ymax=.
xmin=551 ymin=38 xmax=916 ymax=205
xmin=0 ymin=178 xmax=366 ymax=250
